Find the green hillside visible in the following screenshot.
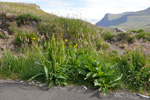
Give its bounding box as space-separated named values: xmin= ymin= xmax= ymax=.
xmin=0 ymin=2 xmax=150 ymax=95
xmin=96 ymin=7 xmax=150 ymax=30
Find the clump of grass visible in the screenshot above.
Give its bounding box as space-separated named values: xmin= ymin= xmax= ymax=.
xmin=103 ymin=32 xmax=135 ymax=43
xmin=131 ymin=29 xmax=145 ymax=33
xmin=14 ymin=29 xmax=38 ymax=46
xmin=0 ymin=33 xmax=8 ymax=39
xmin=16 ymin=13 xmax=40 ymax=26
xmin=136 ymin=32 xmax=150 ymax=42
xmin=118 ymin=50 xmax=150 ymax=91
xmin=103 ymin=32 xmax=116 ymax=41
xmin=117 ymin=33 xmax=135 ymax=43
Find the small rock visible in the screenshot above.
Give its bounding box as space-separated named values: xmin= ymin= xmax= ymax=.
xmin=39 ymin=84 xmax=43 ymax=87
xmin=32 ymin=81 xmax=35 ymax=85
xmin=20 ymin=81 xmax=24 ymax=83
xmin=116 ymin=28 xmax=127 ymax=33
xmin=31 ymin=21 xmax=38 ymax=26
xmin=29 ymin=83 xmax=32 ymax=85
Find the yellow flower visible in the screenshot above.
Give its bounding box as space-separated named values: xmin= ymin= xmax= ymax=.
xmin=42 ymin=35 xmax=45 ymax=37
xmin=68 ymin=52 xmax=69 ymax=54
xmin=65 ymin=39 xmax=68 ymax=42
xmin=41 ymin=47 xmax=43 ymax=49
xmin=47 ymin=33 xmax=48 ymax=34
xmin=74 ymin=44 xmax=77 ymax=48
xmin=60 ymin=33 xmax=63 ymax=36
xmin=31 ymin=37 xmax=35 ymax=40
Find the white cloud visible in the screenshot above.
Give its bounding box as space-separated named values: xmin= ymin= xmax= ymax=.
xmin=0 ymin=0 xmax=150 ymax=24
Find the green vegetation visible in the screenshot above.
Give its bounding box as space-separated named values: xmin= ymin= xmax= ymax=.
xmin=130 ymin=29 xmax=150 ymax=42
xmin=118 ymin=50 xmax=150 ymax=92
xmin=0 ymin=33 xmax=8 ymax=39
xmin=16 ymin=13 xmax=40 ymax=26
xmin=103 ymin=32 xmax=135 ymax=43
xmin=97 ymin=8 xmax=150 ymax=29
xmin=0 ymin=2 xmax=150 ymax=96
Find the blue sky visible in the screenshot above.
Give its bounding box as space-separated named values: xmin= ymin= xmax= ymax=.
xmin=0 ymin=0 xmax=150 ymax=24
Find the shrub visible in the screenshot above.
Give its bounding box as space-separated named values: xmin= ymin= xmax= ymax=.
xmin=16 ymin=13 xmax=40 ymax=26
xmin=0 ymin=33 xmax=8 ymax=39
xmin=118 ymin=50 xmax=150 ymax=91
xmin=137 ymin=29 xmax=145 ymax=33
xmin=14 ymin=30 xmax=38 ymax=46
xmin=117 ymin=33 xmax=135 ymax=43
xmin=103 ymin=32 xmax=116 ymax=41
xmin=136 ymin=32 xmax=150 ymax=42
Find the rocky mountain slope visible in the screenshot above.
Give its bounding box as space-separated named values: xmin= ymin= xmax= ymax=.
xmin=96 ymin=7 xmax=150 ymax=30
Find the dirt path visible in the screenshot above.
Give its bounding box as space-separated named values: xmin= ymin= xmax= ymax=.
xmin=0 ymin=83 xmax=148 ymax=100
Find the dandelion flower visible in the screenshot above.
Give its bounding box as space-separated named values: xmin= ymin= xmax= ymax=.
xmin=60 ymin=33 xmax=63 ymax=36
xmin=31 ymin=37 xmax=35 ymax=40
xmin=65 ymin=39 xmax=68 ymax=42
xmin=74 ymin=44 xmax=77 ymax=48
xmin=42 ymin=35 xmax=45 ymax=37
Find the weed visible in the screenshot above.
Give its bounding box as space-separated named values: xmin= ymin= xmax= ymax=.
xmin=14 ymin=29 xmax=38 ymax=46
xmin=118 ymin=50 xmax=150 ymax=91
xmin=16 ymin=13 xmax=40 ymax=26
xmin=0 ymin=33 xmax=8 ymax=39
xmin=103 ymin=32 xmax=116 ymax=41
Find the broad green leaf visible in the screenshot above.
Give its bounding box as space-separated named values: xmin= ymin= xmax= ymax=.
xmin=94 ymin=79 xmax=102 ymax=86
xmin=98 ymin=71 xmax=104 ymax=75
xmin=77 ymin=68 xmax=87 ymax=75
xmin=28 ymin=73 xmax=44 ymax=81
xmin=93 ymin=73 xmax=98 ymax=78
xmin=104 ymin=86 xmax=108 ymax=96
xmin=109 ymin=76 xmax=122 ymax=84
xmin=110 ymin=83 xmax=118 ymax=87
xmin=84 ymin=72 xmax=94 ymax=80
xmin=55 ymin=74 xmax=67 ymax=79
xmin=47 ymin=81 xmax=54 ymax=88
xmin=44 ymin=66 xmax=49 ymax=81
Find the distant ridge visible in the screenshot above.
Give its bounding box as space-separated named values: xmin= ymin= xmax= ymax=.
xmin=96 ymin=7 xmax=150 ymax=29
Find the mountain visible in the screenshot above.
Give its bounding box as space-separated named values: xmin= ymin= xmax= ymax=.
xmin=96 ymin=7 xmax=150 ymax=29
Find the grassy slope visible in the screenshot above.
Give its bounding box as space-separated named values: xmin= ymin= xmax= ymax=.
xmin=0 ymin=2 xmax=149 ymax=95
xmin=0 ymin=2 xmax=105 ymax=49
xmin=100 ymin=7 xmax=150 ymax=30
xmin=108 ymin=12 xmax=132 ymax=20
